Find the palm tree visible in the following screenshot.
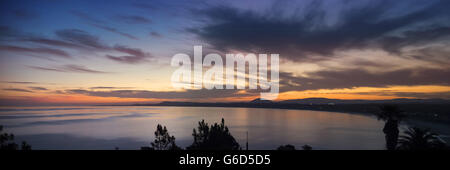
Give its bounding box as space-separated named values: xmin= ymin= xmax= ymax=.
xmin=376 ymin=105 xmax=405 ymax=150
xmin=398 ymin=127 xmax=446 ymax=150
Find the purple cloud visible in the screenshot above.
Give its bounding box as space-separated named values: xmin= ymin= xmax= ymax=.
xmin=115 ymin=15 xmax=151 ymax=24
xmin=28 ymin=86 xmax=48 ymax=91
xmin=0 ymin=45 xmax=71 ymax=59
xmin=105 ymin=45 xmax=151 ymax=64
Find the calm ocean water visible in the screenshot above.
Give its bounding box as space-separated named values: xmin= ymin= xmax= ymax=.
xmin=0 ymin=106 xmax=441 ymax=150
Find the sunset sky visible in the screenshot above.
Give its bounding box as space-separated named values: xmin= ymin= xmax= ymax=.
xmin=1 ymin=0 xmax=450 ymax=105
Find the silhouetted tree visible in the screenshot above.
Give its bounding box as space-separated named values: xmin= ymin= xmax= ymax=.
xmin=277 ymin=144 xmax=296 ymax=150
xmin=21 ymin=141 xmax=32 ymax=150
xmin=376 ymin=105 xmax=405 ymax=150
xmin=150 ymin=124 xmax=180 ymax=150
xmin=1 ymin=125 xmax=31 ymax=150
xmin=398 ymin=127 xmax=446 ymax=150
xmin=276 ymin=144 xmax=312 ymax=150
xmin=302 ymin=145 xmax=312 ymax=150
xmin=1 ymin=126 xmax=18 ymax=150
xmin=187 ymin=118 xmax=240 ymax=150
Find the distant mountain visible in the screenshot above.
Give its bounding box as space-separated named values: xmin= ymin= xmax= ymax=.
xmin=126 ymin=97 xmax=450 ymax=124
xmin=279 ymin=98 xmax=450 ymax=104
xmin=280 ymin=98 xmax=345 ymax=104
xmin=249 ymin=98 xmax=274 ymax=104
xmin=133 ymin=98 xmax=449 ymax=106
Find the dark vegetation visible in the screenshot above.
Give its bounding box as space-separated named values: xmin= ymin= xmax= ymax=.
xmin=375 ymin=105 xmax=447 ymax=150
xmin=376 ymin=105 xmax=406 ymax=150
xmin=0 ymin=125 xmax=31 ymax=150
xmin=398 ymin=127 xmax=446 ymax=150
xmin=187 ymin=118 xmax=240 ymax=150
xmin=143 ymin=118 xmax=241 ymax=150
xmin=277 ymin=144 xmax=296 ymax=150
xmin=276 ymin=144 xmax=312 ymax=150
xmin=144 ymin=124 xmax=181 ymax=150
xmin=141 ymin=104 xmax=447 ymax=150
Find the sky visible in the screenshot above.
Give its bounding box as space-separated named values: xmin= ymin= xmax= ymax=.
xmin=0 ymin=0 xmax=450 ymax=105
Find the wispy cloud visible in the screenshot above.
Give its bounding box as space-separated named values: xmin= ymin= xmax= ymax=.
xmin=89 ymin=86 xmax=133 ymax=90
xmin=28 ymin=86 xmax=48 ymax=91
xmin=0 ymin=45 xmax=72 ymax=59
xmin=150 ymin=31 xmax=162 ymax=38
xmin=89 ymin=23 xmax=139 ymax=40
xmin=28 ymin=64 xmax=111 ymax=74
xmin=54 ymin=29 xmax=110 ymax=50
xmin=3 ymin=88 xmax=33 ymax=93
xmin=1 ymin=81 xmax=36 ymax=84
xmin=105 ymin=45 xmax=151 ymax=64
xmin=115 ymin=15 xmax=151 ymax=24
xmin=5 ymin=28 xmax=152 ymax=64
xmin=72 ymin=11 xmax=138 ymax=40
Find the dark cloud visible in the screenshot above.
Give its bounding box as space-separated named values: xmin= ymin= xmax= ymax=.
xmin=28 ymin=64 xmax=110 ymax=74
xmin=2 ymin=88 xmax=33 ymax=93
xmin=6 ymin=28 xmax=152 ymax=64
xmin=380 ymin=27 xmax=450 ymax=53
xmin=279 ymin=68 xmax=450 ymax=92
xmin=105 ymin=45 xmax=151 ymax=64
xmin=25 ymin=37 xmax=86 ymax=49
xmin=1 ymin=81 xmax=36 ymax=84
xmin=405 ymin=46 xmax=450 ymax=65
xmin=150 ymin=31 xmax=162 ymax=38
xmin=53 ymin=29 xmax=150 ymax=64
xmin=65 ymin=88 xmax=256 ymax=99
xmin=89 ymin=23 xmax=139 ymax=40
xmin=352 ymin=91 xmax=450 ymax=99
xmin=387 ymin=91 xmax=450 ymax=99
xmin=54 ymin=29 xmax=109 ymax=50
xmin=189 ymin=0 xmax=450 ymax=60
xmin=27 ymin=66 xmax=64 ymax=72
xmin=58 ymin=64 xmax=111 ymax=74
xmin=105 ymin=55 xmax=141 ymax=64
xmin=59 ymin=64 xmax=110 ymax=74
xmin=89 ymin=86 xmax=133 ymax=90
xmin=0 ymin=45 xmax=71 ymax=58
xmin=115 ymin=15 xmax=151 ymax=24
xmin=28 ymin=86 xmax=48 ymax=91
xmin=2 ymin=26 xmax=106 ymax=52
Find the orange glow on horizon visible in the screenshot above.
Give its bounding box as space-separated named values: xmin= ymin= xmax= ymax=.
xmin=0 ymin=85 xmax=449 ymax=105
